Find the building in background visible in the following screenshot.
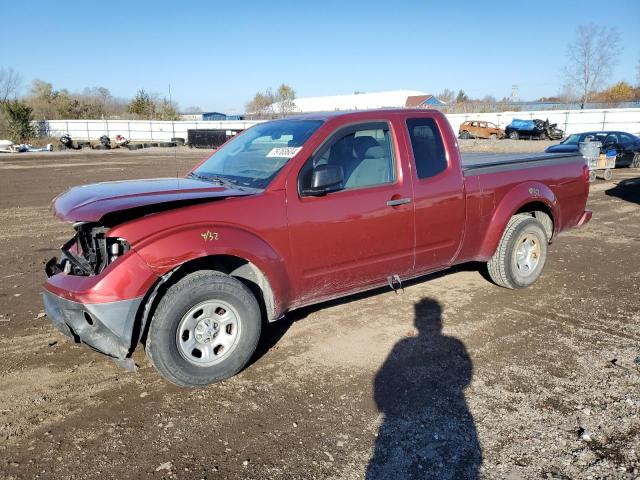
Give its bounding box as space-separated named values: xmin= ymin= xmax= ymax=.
xmin=405 ymin=94 xmax=446 ymax=107
xmin=285 ymin=90 xmax=443 ymax=113
xmin=180 ymin=112 xmax=245 ymax=121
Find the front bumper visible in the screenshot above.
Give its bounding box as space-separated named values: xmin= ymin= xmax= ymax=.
xmin=43 ymin=289 xmax=142 ymax=365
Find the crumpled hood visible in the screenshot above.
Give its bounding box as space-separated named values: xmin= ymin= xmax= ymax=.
xmin=52 ymin=177 xmax=253 ymax=222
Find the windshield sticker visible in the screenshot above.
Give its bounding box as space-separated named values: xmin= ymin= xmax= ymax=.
xmin=266 ymin=146 xmax=302 ymax=158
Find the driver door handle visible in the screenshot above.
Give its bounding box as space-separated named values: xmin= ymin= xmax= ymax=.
xmin=387 ymin=197 xmax=411 ymax=207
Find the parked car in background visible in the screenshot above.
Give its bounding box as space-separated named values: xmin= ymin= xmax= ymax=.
xmin=458 ymin=121 xmax=505 ymax=140
xmin=545 ymin=131 xmax=640 ymax=168
xmin=505 ymin=119 xmax=564 ymax=140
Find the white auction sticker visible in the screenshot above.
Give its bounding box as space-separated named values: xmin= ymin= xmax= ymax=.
xmin=266 ymin=146 xmax=302 ymax=158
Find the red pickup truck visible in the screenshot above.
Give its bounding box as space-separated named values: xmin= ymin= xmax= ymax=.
xmin=43 ymin=109 xmax=591 ymax=387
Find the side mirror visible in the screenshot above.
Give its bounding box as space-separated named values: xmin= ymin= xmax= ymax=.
xmin=303 ymin=164 xmax=344 ymax=196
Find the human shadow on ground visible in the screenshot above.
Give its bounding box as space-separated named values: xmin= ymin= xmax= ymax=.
xmin=605 ymin=176 xmax=640 ymax=205
xmin=366 ymin=298 xmax=482 ymax=479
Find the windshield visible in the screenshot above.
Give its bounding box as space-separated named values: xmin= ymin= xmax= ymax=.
xmin=563 ymin=132 xmax=608 ymax=145
xmin=192 ymin=119 xmax=323 ymax=189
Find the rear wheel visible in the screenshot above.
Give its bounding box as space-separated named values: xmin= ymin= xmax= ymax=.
xmin=631 ymin=152 xmax=640 ymax=168
xmin=603 ymin=169 xmax=613 ymax=181
xmin=146 ymin=271 xmax=262 ymax=387
xmin=487 ymin=214 xmax=548 ymax=289
xmin=460 ymin=131 xmax=471 ymax=139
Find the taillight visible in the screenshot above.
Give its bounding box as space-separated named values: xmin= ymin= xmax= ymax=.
xmin=583 ymin=164 xmax=589 ymax=188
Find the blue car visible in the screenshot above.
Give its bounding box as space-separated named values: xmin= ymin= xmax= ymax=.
xmin=545 ymin=131 xmax=640 ymax=168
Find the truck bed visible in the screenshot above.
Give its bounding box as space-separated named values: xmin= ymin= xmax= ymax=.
xmin=461 ymin=152 xmax=583 ymax=175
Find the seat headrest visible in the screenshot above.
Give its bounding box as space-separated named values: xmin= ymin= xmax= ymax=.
xmin=353 ymin=136 xmax=380 ymax=158
xmin=364 ymin=145 xmax=385 ymax=159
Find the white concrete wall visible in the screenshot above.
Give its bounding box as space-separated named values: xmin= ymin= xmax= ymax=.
xmin=43 ymin=119 xmax=261 ymax=142
xmin=42 ymin=108 xmax=640 ymax=142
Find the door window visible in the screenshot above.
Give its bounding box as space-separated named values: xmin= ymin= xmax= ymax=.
xmin=619 ymin=133 xmax=634 ymax=145
xmin=299 ymin=123 xmax=395 ymax=192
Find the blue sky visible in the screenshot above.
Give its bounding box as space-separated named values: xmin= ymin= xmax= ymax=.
xmin=2 ymin=0 xmax=639 ymax=113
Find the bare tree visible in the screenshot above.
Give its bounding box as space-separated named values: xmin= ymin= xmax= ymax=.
xmin=245 ymin=89 xmax=275 ymax=118
xmin=564 ymin=23 xmax=620 ymax=109
xmin=436 ymin=89 xmax=455 ymax=105
xmin=0 ymin=67 xmax=22 ymax=102
xmin=636 ymin=55 xmax=640 ymax=87
xmin=275 ymin=83 xmax=296 ymax=116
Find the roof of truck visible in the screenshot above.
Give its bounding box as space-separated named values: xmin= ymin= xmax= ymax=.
xmin=285 ymin=108 xmax=444 ymax=121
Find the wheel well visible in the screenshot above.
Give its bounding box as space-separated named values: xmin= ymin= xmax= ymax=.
xmin=134 ymin=255 xmax=276 ymax=352
xmin=515 ymin=202 xmax=554 ymax=239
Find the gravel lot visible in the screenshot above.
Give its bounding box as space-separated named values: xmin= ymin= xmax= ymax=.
xmin=0 ymin=146 xmax=638 ymax=479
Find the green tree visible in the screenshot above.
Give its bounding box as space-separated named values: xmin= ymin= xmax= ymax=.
xmin=127 ymin=89 xmax=156 ymax=119
xmin=1 ymin=99 xmax=35 ymax=142
xmin=455 ymin=90 xmax=469 ymax=103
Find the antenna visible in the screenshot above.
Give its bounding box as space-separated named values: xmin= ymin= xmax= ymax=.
xmin=511 ymin=85 xmax=519 ymax=103
xmin=169 ymin=83 xmax=178 ymax=179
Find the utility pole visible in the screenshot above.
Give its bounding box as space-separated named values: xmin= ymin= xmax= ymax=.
xmin=169 ymin=83 xmax=175 ymax=139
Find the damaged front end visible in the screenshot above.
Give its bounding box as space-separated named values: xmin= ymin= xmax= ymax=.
xmin=45 ymin=223 xmax=130 ymax=277
xmin=43 ymin=223 xmax=156 ymax=371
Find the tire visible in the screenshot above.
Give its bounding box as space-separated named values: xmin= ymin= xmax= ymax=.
xmin=509 ymin=131 xmax=519 ymax=140
xmin=589 ymin=170 xmax=596 ymax=183
xmin=171 ymin=137 xmax=186 ymax=146
xmin=146 ymin=271 xmax=262 ymax=387
xmin=142 ymin=143 xmax=153 ymax=148
xmin=631 ymin=152 xmax=640 ymax=169
xmin=158 ymin=142 xmax=177 ymax=148
xmin=93 ymin=144 xmax=110 ymax=150
xmin=460 ymin=131 xmax=471 ymax=139
xmin=603 ymin=169 xmax=613 ymax=181
xmin=490 ymin=133 xmax=497 ymax=140
xmin=127 ymin=143 xmax=143 ymax=150
xmin=487 ymin=214 xmax=548 ymax=289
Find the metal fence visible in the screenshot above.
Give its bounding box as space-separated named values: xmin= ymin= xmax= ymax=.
xmin=40 ymin=107 xmax=640 ymax=142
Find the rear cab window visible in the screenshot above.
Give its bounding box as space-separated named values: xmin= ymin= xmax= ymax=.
xmin=406 ymin=118 xmax=448 ymax=179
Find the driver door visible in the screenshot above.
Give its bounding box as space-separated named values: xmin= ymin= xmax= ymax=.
xmin=285 ymin=121 xmax=414 ymax=307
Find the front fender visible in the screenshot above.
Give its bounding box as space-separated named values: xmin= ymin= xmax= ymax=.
xmin=477 ymin=181 xmax=559 ymax=260
xmin=129 ymin=222 xmax=293 ymax=318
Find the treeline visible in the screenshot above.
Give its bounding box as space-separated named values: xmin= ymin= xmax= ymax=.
xmin=0 ymin=67 xmax=191 ymax=142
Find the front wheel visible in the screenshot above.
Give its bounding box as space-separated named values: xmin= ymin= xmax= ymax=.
xmin=146 ymin=271 xmax=262 ymax=387
xmin=631 ymin=152 xmax=640 ymax=168
xmin=509 ymin=131 xmax=519 ymax=140
xmin=487 ymin=214 xmax=548 ymax=289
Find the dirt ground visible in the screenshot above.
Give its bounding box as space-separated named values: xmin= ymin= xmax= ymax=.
xmin=0 ymin=145 xmax=639 ymax=480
